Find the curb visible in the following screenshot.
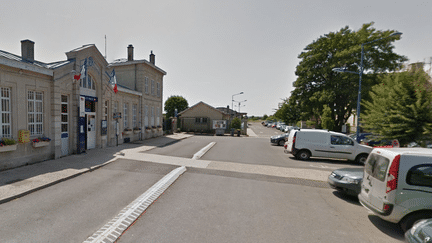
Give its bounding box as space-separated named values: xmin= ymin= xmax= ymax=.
xmin=0 ymin=157 xmax=118 ymax=205
xmin=83 ymin=166 xmax=187 ymax=243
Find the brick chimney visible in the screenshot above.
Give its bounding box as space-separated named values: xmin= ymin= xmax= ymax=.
xmin=149 ymin=50 xmax=155 ymax=64
xmin=127 ymin=44 xmax=134 ymax=61
xmin=21 ymin=39 xmax=35 ymax=63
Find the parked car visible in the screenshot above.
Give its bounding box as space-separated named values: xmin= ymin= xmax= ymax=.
xmin=328 ymin=168 xmax=364 ymax=196
xmin=360 ymin=135 xmax=392 ymax=147
xmin=284 ymin=129 xmax=372 ymax=164
xmin=285 ymin=126 xmax=299 ymax=134
xmin=359 ymin=148 xmax=432 ymax=232
xmin=405 ymin=218 xmax=432 ymax=243
xmin=349 ymin=133 xmax=373 ymax=142
xmin=270 ymin=133 xmax=289 ymax=146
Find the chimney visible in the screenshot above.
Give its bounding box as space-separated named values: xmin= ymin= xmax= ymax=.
xmin=149 ymin=50 xmax=155 ymax=64
xmin=127 ymin=44 xmax=134 ymax=61
xmin=21 ymin=39 xmax=35 ymax=63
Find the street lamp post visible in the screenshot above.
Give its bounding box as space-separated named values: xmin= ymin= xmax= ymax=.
xmin=333 ymin=32 xmax=402 ymax=143
xmin=237 ymin=100 xmax=247 ymax=114
xmin=231 ymin=92 xmax=243 ymax=117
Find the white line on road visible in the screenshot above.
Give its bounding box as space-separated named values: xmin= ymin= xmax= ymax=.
xmin=192 ymin=142 xmax=216 ymax=160
xmin=83 ymin=166 xmax=187 ymax=243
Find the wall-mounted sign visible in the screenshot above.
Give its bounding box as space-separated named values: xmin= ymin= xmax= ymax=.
xmin=212 ymin=120 xmax=227 ymax=129
xmin=113 ymin=112 xmax=122 ymax=119
xmin=18 ymin=130 xmax=30 ymax=143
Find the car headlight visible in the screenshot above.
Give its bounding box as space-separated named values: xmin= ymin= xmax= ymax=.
xmin=341 ymin=177 xmax=361 ymax=184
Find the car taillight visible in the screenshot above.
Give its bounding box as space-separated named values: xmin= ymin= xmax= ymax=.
xmin=386 ymin=155 xmax=400 ymax=193
xmin=284 ymin=144 xmax=287 ymax=149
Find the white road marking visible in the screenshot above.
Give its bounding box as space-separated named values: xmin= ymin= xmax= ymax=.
xmin=83 ymin=166 xmax=187 ymax=243
xmin=192 ymin=142 xmax=216 ymax=160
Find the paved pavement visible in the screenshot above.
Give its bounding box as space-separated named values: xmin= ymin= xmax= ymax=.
xmin=0 ymin=131 xmax=331 ymax=204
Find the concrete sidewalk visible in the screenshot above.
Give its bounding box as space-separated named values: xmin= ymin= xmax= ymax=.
xmin=0 ymin=133 xmax=193 ymax=204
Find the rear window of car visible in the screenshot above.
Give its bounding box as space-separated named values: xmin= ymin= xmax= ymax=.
xmin=365 ymin=153 xmax=390 ymax=182
xmin=406 ymin=165 xmax=432 ymax=188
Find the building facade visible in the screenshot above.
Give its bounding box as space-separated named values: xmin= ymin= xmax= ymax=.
xmin=0 ymin=40 xmax=165 ymax=170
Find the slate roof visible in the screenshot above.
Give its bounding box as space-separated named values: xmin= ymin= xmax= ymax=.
xmin=0 ymin=50 xmax=72 ymax=70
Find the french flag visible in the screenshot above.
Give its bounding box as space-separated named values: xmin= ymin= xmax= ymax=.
xmin=109 ymin=69 xmax=118 ymax=93
xmin=74 ymin=59 xmax=87 ymax=80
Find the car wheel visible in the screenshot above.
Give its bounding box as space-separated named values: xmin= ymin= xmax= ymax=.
xmin=278 ymin=140 xmax=284 ymax=146
xmin=400 ymin=212 xmax=432 ymax=232
xmin=355 ymin=154 xmax=368 ymax=165
xmin=296 ymin=150 xmax=310 ymax=160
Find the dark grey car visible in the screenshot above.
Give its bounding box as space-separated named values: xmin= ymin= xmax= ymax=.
xmin=328 ymin=168 xmax=364 ymax=196
xmin=270 ymin=133 xmax=289 ymax=146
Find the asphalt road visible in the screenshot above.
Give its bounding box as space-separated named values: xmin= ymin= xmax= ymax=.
xmin=0 ymin=122 xmax=405 ymax=242
xmin=117 ymin=167 xmax=404 ymax=243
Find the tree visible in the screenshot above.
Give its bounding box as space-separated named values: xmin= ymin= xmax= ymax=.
xmin=291 ymin=22 xmax=407 ymax=132
xmin=321 ymin=105 xmax=334 ymax=131
xmin=263 ymin=114 xmax=268 ymax=120
xmin=362 ymin=68 xmax=432 ymax=145
xmin=231 ymin=117 xmax=241 ymax=130
xmin=164 ymin=96 xmax=188 ymax=118
xmin=274 ymin=96 xmax=302 ymax=124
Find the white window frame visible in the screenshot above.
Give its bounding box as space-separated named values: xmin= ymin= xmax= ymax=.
xmin=61 ymin=95 xmax=68 ymax=133
xmin=132 ymin=104 xmax=137 ymax=128
xmin=0 ymin=87 xmax=11 ymax=138
xmin=28 ymin=91 xmax=43 ymax=136
xmin=123 ymin=103 xmax=128 ymax=129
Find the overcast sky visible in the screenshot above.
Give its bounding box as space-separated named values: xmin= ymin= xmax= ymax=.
xmin=1 ymin=0 xmax=431 ymax=116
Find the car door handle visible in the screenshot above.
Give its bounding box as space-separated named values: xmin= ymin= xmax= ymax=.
xmin=330 ymin=146 xmax=335 ymax=148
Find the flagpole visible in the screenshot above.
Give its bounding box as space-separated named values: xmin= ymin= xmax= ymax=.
xmin=105 ymin=35 xmax=107 ymax=59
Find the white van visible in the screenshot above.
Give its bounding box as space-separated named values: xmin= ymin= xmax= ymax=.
xmin=284 ymin=129 xmax=372 ymax=164
xmin=358 ymin=148 xmax=432 ymax=232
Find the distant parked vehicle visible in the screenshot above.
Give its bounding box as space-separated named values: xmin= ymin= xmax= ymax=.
xmin=328 ymin=168 xmax=363 ymax=196
xmin=270 ymin=133 xmax=290 ymax=146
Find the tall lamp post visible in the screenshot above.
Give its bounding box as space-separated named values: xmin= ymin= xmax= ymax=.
xmin=232 ymin=92 xmax=243 ymax=117
xmin=237 ymin=100 xmax=247 ymax=114
xmin=333 ymin=32 xmax=402 ymax=143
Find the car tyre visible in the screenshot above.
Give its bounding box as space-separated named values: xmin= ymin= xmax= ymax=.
xmin=400 ymin=211 xmax=432 ymax=232
xmin=296 ymin=150 xmax=310 ymax=160
xmin=278 ymin=140 xmax=284 ymax=146
xmin=355 ymin=154 xmax=368 ymax=165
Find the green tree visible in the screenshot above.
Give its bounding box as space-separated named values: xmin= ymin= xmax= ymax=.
xmin=164 ymin=96 xmax=188 ymax=118
xmin=321 ymin=105 xmax=334 ymax=131
xmin=362 ymin=68 xmax=432 ymax=145
xmin=274 ymin=96 xmax=302 ymax=124
xmin=263 ymin=114 xmax=268 ymax=120
xmin=291 ymin=22 xmax=407 ymax=132
xmin=231 ymin=117 xmax=241 ymax=130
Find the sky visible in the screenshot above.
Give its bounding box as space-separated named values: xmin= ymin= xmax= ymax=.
xmin=1 ymin=0 xmax=432 ymax=117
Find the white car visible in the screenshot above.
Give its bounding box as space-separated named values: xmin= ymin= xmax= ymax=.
xmin=359 ymin=148 xmax=432 ymax=232
xmin=284 ymin=129 xmax=372 ymax=164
